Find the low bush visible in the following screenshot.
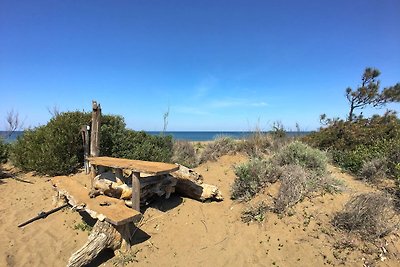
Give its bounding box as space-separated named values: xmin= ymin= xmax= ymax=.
xmin=273 ymin=141 xmax=328 ymax=176
xmin=304 ymin=113 xmax=400 ymax=179
xmin=199 ymin=136 xmax=236 ymax=163
xmin=171 ymin=140 xmax=198 ymax=168
xmin=241 ymin=201 xmax=269 ymax=223
xmin=231 ymin=158 xmax=281 ymax=201
xmin=274 ymin=165 xmax=309 ymax=213
xmin=11 ymin=111 xmax=173 ymax=175
xmin=239 ymin=132 xmax=272 ymax=157
xmin=11 ymin=111 xmax=90 ymax=175
xmin=332 ymin=193 xmax=397 ymax=240
xmin=0 ymin=138 xmax=9 ymax=164
xmin=359 ymin=158 xmax=387 ymax=183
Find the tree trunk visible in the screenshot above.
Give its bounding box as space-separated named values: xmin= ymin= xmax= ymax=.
xmin=90 ymin=101 xmax=101 ymax=188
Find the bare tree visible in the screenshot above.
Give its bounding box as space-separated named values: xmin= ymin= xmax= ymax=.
xmin=162 ymin=106 xmax=170 ymax=134
xmin=5 ymin=109 xmax=22 ymax=137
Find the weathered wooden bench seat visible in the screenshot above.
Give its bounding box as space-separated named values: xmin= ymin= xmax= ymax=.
xmin=52 ymin=175 xmax=142 ymax=225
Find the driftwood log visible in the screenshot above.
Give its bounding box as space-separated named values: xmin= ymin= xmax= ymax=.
xmin=67 ymin=221 xmax=133 ymax=267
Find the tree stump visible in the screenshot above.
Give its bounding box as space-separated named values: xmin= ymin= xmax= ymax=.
xmin=67 ymin=220 xmax=134 ymax=267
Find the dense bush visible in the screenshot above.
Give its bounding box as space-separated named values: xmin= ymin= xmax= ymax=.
xmin=273 ymin=141 xmax=328 ymax=176
xmin=11 ymin=111 xmax=173 ymax=175
xmin=110 ymin=130 xmax=172 ymax=163
xmin=304 ymin=113 xmax=400 ymax=179
xmin=0 ymin=137 xmax=9 ymax=163
xmin=11 ymin=112 xmax=90 ymax=175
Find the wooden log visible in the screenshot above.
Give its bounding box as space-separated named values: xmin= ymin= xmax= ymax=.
xmin=67 ymin=220 xmax=133 ymax=267
xmin=131 ymin=172 xmax=140 ymax=211
xmin=170 ymin=165 xmax=223 ymax=201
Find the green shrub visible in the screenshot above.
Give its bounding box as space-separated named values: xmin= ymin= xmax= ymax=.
xmin=111 ymin=130 xmax=172 ymax=163
xmin=231 ymin=158 xmax=281 ymax=201
xmin=171 ymin=140 xmax=198 ymax=168
xmin=200 ymin=136 xmax=236 ymax=163
xmin=0 ymin=137 xmax=9 ymax=163
xmin=273 ymin=141 xmax=328 ymax=176
xmin=11 ymin=112 xmax=90 ymax=175
xmin=11 ymin=111 xmax=173 ymax=175
xmin=304 ymin=113 xmax=400 ymax=178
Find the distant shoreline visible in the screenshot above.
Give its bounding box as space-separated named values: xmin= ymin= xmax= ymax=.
xmin=1 ymin=130 xmax=310 ymax=142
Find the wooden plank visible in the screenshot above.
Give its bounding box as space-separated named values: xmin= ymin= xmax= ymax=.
xmin=87 ymin=156 xmax=179 ymax=175
xmin=52 ymin=176 xmax=142 ymax=226
xmin=132 ymin=172 xmax=140 ymax=211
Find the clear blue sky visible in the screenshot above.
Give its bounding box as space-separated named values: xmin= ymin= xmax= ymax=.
xmin=1 ymin=0 xmax=399 ymax=131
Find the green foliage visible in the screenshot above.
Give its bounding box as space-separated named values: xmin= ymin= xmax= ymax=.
xmin=0 ymin=138 xmax=9 ymax=163
xmin=171 ymin=140 xmax=198 ymax=168
xmin=345 ymin=67 xmax=400 ymax=121
xmin=74 ymin=221 xmax=93 ymax=233
xmin=231 ymin=158 xmax=281 ymax=201
xmin=273 ymin=141 xmax=328 ymax=176
xmin=10 ymin=111 xmax=173 ymax=175
xmin=111 ymin=130 xmax=172 ymax=163
xmin=11 ymin=112 xmax=90 ymax=175
xmin=304 ymin=113 xmax=400 ymax=178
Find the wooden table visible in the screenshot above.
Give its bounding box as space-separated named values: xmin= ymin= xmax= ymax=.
xmin=87 ymin=156 xmax=179 ymax=211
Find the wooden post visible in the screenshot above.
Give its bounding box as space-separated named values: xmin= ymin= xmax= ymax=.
xmin=90 ymin=101 xmax=101 ymax=189
xmin=81 ymin=125 xmax=90 ymax=174
xmin=132 ymin=172 xmax=141 ymax=211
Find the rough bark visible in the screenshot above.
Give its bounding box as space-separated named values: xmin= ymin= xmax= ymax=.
xmin=67 ymin=220 xmax=126 ymax=267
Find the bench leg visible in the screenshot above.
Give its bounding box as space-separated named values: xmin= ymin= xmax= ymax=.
xmin=132 ymin=172 xmax=140 ymax=211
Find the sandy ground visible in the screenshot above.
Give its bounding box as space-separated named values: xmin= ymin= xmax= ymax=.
xmin=1 ymin=155 xmax=400 ymax=267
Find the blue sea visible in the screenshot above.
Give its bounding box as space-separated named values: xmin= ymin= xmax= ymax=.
xmin=1 ymin=130 xmax=309 ymax=142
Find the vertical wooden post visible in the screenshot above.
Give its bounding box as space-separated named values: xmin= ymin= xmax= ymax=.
xmin=90 ymin=101 xmax=101 ymax=189
xmin=132 ymin=172 xmax=141 ymax=211
xmin=81 ymin=125 xmax=90 ymax=174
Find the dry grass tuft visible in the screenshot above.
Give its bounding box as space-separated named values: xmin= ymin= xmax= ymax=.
xmin=274 ymin=165 xmax=309 ymax=213
xmin=171 ymin=140 xmax=198 ymax=168
xmin=332 ymin=192 xmax=397 ymax=240
xmin=199 ymin=136 xmax=236 ymax=163
xmin=358 ymin=158 xmax=387 ymax=183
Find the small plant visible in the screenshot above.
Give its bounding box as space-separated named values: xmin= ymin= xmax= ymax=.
xmin=231 ymin=158 xmax=281 ymax=201
xmin=73 ymin=221 xmax=93 ymax=232
xmin=199 ymin=136 xmax=236 ymax=163
xmin=171 ymin=140 xmax=198 ymax=168
xmin=332 ymin=193 xmax=397 ymax=240
xmin=241 ymin=201 xmax=269 ymax=223
xmin=359 ymin=158 xmax=387 ymax=183
xmin=0 ymin=138 xmax=9 ymax=164
xmin=112 ymin=250 xmax=140 ymax=266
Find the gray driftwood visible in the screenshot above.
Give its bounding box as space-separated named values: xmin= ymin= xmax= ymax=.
xmin=67 ymin=220 xmax=133 ymax=267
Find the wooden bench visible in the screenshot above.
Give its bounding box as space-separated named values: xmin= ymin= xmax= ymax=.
xmin=87 ymin=156 xmax=179 ymax=211
xmin=52 ymin=176 xmax=142 ymax=225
